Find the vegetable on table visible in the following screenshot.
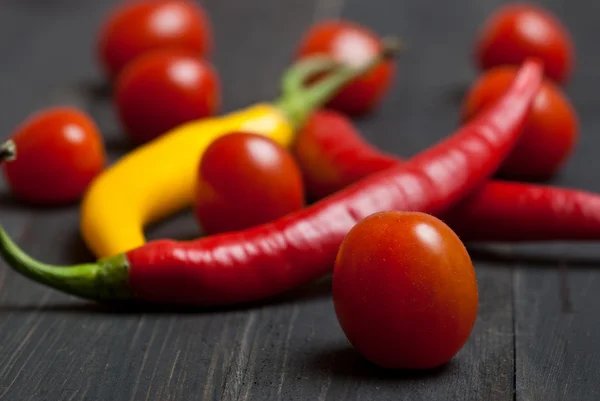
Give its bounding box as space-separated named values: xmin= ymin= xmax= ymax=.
xmin=293 ymin=105 xmax=595 ymax=243
xmin=475 ymin=3 xmax=574 ymax=84
xmin=195 ymin=132 xmax=305 ymax=235
xmin=333 ymin=211 xmax=477 ymax=369
xmin=295 ymin=20 xmax=396 ymax=116
xmin=0 ymin=60 xmax=542 ymax=306
xmin=115 ymin=48 xmax=221 ymax=144
xmin=98 ymin=0 xmax=213 ymax=79
xmin=0 ymin=107 xmax=106 ymax=205
xmin=442 ymin=182 xmax=600 ymax=242
xmin=293 ymin=109 xmax=398 ymax=201
xmin=463 ymin=65 xmax=578 ymax=180
xmin=80 ymin=39 xmax=401 ymax=258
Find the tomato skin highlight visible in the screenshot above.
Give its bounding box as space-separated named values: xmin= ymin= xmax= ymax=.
xmin=475 ymin=3 xmax=574 ymax=84
xmin=195 ymin=133 xmax=305 ymax=235
xmin=98 ymin=0 xmax=213 ymax=79
xmin=115 ymin=49 xmax=221 ymax=144
xmin=333 ymin=211 xmax=478 ymax=369
xmin=463 ymin=66 xmax=578 ymax=180
xmin=295 ymin=20 xmax=395 ymax=116
xmin=2 ymin=107 xmax=106 ymax=205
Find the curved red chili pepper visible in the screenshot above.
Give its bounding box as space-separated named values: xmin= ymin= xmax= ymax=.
xmin=0 ymin=60 xmax=542 ymax=306
xmin=294 ymin=98 xmax=600 ymax=243
xmin=445 ymin=182 xmax=600 ymax=241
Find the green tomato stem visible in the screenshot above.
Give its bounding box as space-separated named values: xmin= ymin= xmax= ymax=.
xmin=0 ymin=140 xmax=16 ymax=162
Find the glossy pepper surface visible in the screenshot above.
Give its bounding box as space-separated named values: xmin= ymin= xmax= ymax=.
xmin=0 ymin=60 xmax=542 ymax=306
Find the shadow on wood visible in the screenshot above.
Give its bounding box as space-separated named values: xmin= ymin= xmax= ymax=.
xmin=0 ymin=191 xmax=77 ymax=213
xmin=443 ymin=81 xmax=470 ymax=106
xmin=468 ymin=245 xmax=600 ymax=268
xmin=73 ymin=78 xmax=113 ymax=100
xmin=0 ymin=275 xmax=334 ymax=315
xmin=103 ymin=133 xmax=135 ymax=154
xmin=310 ymin=346 xmax=453 ymax=380
xmin=64 ymin=226 xmax=97 ymax=264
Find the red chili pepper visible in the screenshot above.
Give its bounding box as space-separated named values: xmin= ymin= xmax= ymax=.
xmin=0 ymin=60 xmax=542 ymax=306
xmin=292 ymin=108 xmax=398 ymax=201
xmin=444 ymin=182 xmax=600 ymax=242
xmin=294 ymin=106 xmax=600 ymax=243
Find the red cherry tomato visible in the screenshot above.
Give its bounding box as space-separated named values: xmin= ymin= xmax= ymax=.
xmin=462 ymin=65 xmax=579 ymax=180
xmin=475 ymin=3 xmax=574 ymax=84
xmin=195 ymin=132 xmax=305 ymax=235
xmin=333 ymin=211 xmax=478 ymax=369
xmin=115 ymin=49 xmax=221 ymax=144
xmin=295 ymin=20 xmax=395 ymax=116
xmin=98 ymin=0 xmax=212 ymax=79
xmin=2 ymin=107 xmax=106 ymax=205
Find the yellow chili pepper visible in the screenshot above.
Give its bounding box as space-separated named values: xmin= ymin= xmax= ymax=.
xmin=81 ymin=40 xmax=399 ymax=258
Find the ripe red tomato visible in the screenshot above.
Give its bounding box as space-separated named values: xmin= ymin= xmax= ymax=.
xmin=333 ymin=211 xmax=478 ymax=369
xmin=475 ymin=3 xmax=574 ymax=84
xmin=462 ymin=65 xmax=579 ymax=180
xmin=195 ymin=132 xmax=305 ymax=235
xmin=295 ymin=20 xmax=395 ymax=116
xmin=98 ymin=0 xmax=212 ymax=79
xmin=115 ymin=49 xmax=221 ymax=144
xmin=2 ymin=107 xmax=106 ymax=205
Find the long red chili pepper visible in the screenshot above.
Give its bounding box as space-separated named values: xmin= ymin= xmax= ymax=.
xmin=445 ymin=182 xmax=600 ymax=241
xmin=0 ymin=60 xmax=542 ymax=306
xmin=294 ymin=107 xmax=600 ymax=242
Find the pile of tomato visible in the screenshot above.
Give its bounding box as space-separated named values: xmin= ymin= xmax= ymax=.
xmin=0 ymin=1 xmax=578 ymax=370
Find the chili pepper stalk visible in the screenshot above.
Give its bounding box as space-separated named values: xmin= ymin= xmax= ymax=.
xmin=0 ymin=229 xmax=131 ymax=300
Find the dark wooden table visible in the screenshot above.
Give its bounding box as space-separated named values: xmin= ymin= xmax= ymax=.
xmin=1 ymin=0 xmax=599 ymax=400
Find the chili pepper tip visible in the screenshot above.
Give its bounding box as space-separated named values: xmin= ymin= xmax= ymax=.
xmin=0 ymin=140 xmax=16 ymax=162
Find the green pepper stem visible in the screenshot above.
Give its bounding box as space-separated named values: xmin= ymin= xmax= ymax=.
xmin=0 ymin=140 xmax=16 ymax=162
xmin=276 ymin=36 xmax=402 ymax=129
xmin=0 ymin=225 xmax=132 ymax=301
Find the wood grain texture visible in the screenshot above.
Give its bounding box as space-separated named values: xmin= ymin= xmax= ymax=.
xmin=0 ymin=0 xmax=599 ymax=400
xmin=337 ymin=0 xmax=516 ymax=400
xmin=507 ymin=0 xmax=600 ymax=399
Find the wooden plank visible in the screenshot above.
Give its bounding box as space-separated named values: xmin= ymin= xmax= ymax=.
xmin=0 ymin=1 xmax=331 ymax=401
xmin=322 ymin=0 xmax=515 ymax=400
xmin=1 ymin=0 xmax=599 ymax=400
xmin=510 ymin=1 xmax=600 ymax=399
xmin=0 ymin=2 xmax=129 ymax=400
xmin=419 ymin=0 xmax=600 ymax=399
xmin=0 ymin=0 xmax=126 ymax=310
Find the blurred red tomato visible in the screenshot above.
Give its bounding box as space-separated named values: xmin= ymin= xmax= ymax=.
xmin=2 ymin=107 xmax=106 ymax=205
xmin=295 ymin=20 xmax=395 ymax=116
xmin=115 ymin=49 xmax=221 ymax=144
xmin=333 ymin=211 xmax=478 ymax=369
xmin=475 ymin=3 xmax=574 ymax=84
xmin=98 ymin=0 xmax=212 ymax=79
xmin=195 ymin=132 xmax=305 ymax=235
xmin=463 ymin=65 xmax=578 ymax=180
